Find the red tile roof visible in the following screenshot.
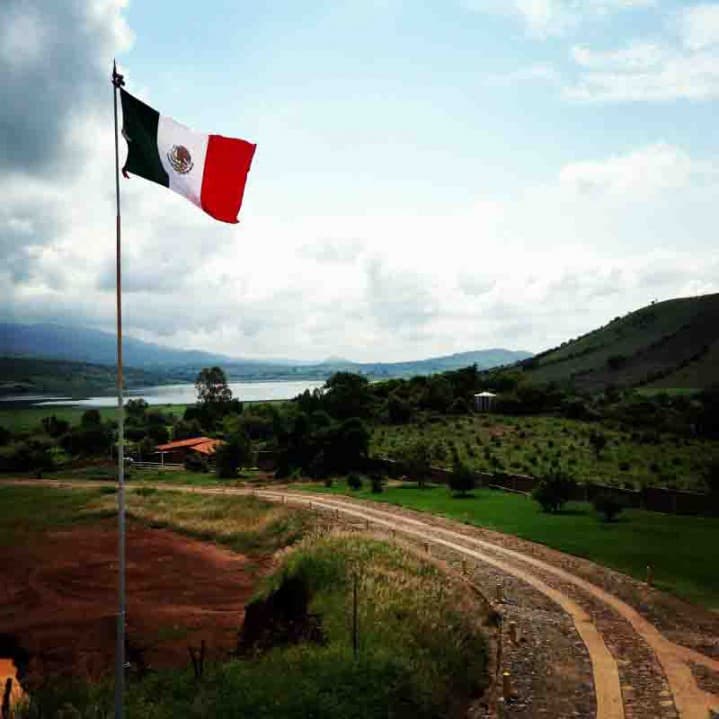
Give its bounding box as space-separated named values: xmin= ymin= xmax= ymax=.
xmin=191 ymin=439 xmax=223 ymax=456
xmin=155 ymin=436 xmax=216 ymax=451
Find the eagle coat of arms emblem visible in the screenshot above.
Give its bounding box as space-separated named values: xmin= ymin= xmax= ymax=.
xmin=167 ymin=145 xmax=194 ymax=174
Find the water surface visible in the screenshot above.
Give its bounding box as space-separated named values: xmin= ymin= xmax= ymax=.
xmin=32 ymin=379 xmax=325 ymax=407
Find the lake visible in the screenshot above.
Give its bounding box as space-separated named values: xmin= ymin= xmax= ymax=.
xmin=13 ymin=380 xmax=326 ymax=408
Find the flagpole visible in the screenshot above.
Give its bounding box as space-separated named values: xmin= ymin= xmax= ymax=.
xmin=111 ymin=59 xmax=126 ymax=719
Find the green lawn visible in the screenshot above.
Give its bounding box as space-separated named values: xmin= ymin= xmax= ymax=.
xmin=304 ymin=482 xmax=719 ymax=609
xmin=371 ymin=414 xmax=718 ymax=492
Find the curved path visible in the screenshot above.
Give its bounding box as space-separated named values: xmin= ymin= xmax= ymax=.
xmin=254 ymin=489 xmax=718 ymax=719
xmin=3 ymin=479 xmax=718 ymax=718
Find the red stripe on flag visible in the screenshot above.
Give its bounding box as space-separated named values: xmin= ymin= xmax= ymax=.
xmin=200 ymin=135 xmax=256 ymax=224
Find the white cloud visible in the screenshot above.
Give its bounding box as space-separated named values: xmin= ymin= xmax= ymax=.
xmin=463 ymin=0 xmax=654 ymax=37
xmin=1 ymin=2 xmax=717 ymax=362
xmin=565 ymin=5 xmax=719 ymax=102
xmin=680 ymin=3 xmax=719 ymax=51
xmin=558 ymin=143 xmax=695 ymax=197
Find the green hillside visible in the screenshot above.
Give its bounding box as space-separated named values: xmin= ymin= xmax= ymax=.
xmin=0 ymin=356 xmax=171 ymax=397
xmin=524 ymin=293 xmax=719 ymax=392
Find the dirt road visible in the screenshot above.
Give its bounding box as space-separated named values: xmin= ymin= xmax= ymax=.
xmin=257 ymin=489 xmax=719 ymax=719
xmin=3 ymin=479 xmax=718 ymax=718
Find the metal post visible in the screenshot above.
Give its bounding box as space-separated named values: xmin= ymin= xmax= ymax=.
xmin=352 ymin=572 xmax=358 ymax=659
xmin=112 ymin=59 xmax=126 ymax=719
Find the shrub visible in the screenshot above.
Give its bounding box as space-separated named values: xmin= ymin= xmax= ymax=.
xmin=448 ymin=459 xmax=475 ymax=497
xmin=215 ymin=430 xmax=252 ymax=479
xmin=449 ymin=397 xmax=470 ymax=415
xmin=588 ymin=430 xmax=607 ymax=458
xmin=531 ymin=466 xmax=576 ymax=513
xmin=347 ymin=473 xmax=363 ymax=490
xmin=399 ymin=440 xmax=432 ymax=488
xmin=592 ymin=493 xmax=625 ymax=522
xmin=184 ymin=453 xmax=209 ymax=473
xmin=41 ymin=415 xmax=70 ymax=438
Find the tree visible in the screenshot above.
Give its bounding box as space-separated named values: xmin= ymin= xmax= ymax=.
xmin=215 ymin=429 xmax=252 ymax=478
xmin=704 ymin=458 xmax=719 ymax=514
xmin=449 ymin=397 xmax=470 ymax=415
xmin=449 ymin=458 xmax=475 ymax=497
xmin=532 ymin=466 xmax=576 ymax=513
xmin=370 ymin=472 xmax=384 ymax=494
xmin=325 ymin=417 xmax=370 ymax=473
xmin=323 ymin=372 xmax=371 ymax=420
xmin=592 ymin=493 xmax=625 ymax=522
xmin=174 ymin=418 xmax=203 ymax=440
xmin=347 ymin=473 xmax=363 ymax=490
xmin=387 ymin=392 xmax=412 ymax=424
xmin=41 ymin=415 xmax=70 ymax=438
xmin=588 ymin=430 xmax=607 ymax=459
xmin=125 ymin=399 xmax=148 ymax=421
xmin=400 ymin=440 xmax=432 ymax=488
xmin=194 ymin=367 xmax=241 ymax=429
xmin=422 ymin=376 xmax=453 ymax=413
xmin=81 ymin=409 xmax=102 ymax=427
xmin=196 ymin=366 xmax=232 ymax=406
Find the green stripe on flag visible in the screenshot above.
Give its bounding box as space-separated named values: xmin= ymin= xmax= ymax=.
xmin=120 ymin=90 xmax=169 ymax=188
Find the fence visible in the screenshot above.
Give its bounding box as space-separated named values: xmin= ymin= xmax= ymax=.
xmin=130 ymin=461 xmax=184 ymax=471
xmin=367 ymin=456 xmax=716 ymax=517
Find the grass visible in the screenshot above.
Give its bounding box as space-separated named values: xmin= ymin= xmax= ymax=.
xmin=371 ymin=413 xmax=718 ymax=492
xmin=0 ymin=484 xmax=113 ymax=545
xmin=98 ymin=489 xmax=311 ymax=557
xmin=18 ymin=534 xmax=488 ymax=719
xmin=5 ymin=484 xmax=489 ymax=718
xmin=0 ymin=404 xmax=187 ymax=433
xmin=305 ymin=482 xmax=719 ymax=609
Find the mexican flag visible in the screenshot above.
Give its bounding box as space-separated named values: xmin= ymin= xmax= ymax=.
xmin=120 ymin=89 xmax=256 ymax=224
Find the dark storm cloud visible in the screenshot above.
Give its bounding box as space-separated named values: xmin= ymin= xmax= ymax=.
xmin=0 ymin=0 xmax=129 ymax=173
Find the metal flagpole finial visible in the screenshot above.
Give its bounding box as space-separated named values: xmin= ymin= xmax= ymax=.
xmin=112 ymin=59 xmax=125 ymax=89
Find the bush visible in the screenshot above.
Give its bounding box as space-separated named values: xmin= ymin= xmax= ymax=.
xmin=531 ymin=466 xmax=576 ymax=513
xmin=592 ymin=493 xmax=625 ymax=522
xmin=448 ymin=459 xmax=475 ymax=497
xmin=399 ymin=440 xmax=432 ymax=488
xmin=184 ymin=453 xmax=209 ymax=473
xmin=387 ymin=393 xmax=412 ymax=424
xmin=449 ymin=397 xmax=470 ymax=415
xmin=41 ymin=415 xmax=70 ymax=438
xmin=215 ymin=430 xmax=252 ymax=479
xmin=347 ymin=473 xmax=363 ymax=490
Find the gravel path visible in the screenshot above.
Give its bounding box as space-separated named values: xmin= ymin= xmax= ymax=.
xmin=258 ymin=489 xmax=719 ymax=719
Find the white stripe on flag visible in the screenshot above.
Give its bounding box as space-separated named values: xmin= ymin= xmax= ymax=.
xmin=157 ymin=115 xmax=208 ymax=208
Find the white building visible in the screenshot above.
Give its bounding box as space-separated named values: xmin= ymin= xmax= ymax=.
xmin=473 ymin=391 xmax=497 ymax=412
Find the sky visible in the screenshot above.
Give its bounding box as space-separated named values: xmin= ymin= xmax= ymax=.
xmin=1 ymin=0 xmax=718 ymax=362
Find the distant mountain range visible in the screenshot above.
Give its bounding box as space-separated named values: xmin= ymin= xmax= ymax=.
xmin=0 ymin=322 xmax=531 ymax=394
xmin=6 ymin=291 xmax=716 ymax=397
xmin=522 ymin=292 xmax=719 ymax=391
xmin=0 ymin=322 xmax=281 ymax=368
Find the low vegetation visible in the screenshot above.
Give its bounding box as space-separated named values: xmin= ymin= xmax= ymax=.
xmin=371 ymin=412 xmax=719 ymax=492
xmin=304 ymin=483 xmax=719 ymax=609
xmin=7 ymin=483 xmax=489 ymax=718
xmin=117 ymin=490 xmax=310 ymax=557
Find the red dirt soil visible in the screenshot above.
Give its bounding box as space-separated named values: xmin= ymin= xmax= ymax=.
xmin=0 ymin=520 xmax=261 ymax=684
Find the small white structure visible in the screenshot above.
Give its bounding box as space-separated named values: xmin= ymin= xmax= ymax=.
xmin=474 ymin=391 xmax=497 ymax=412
